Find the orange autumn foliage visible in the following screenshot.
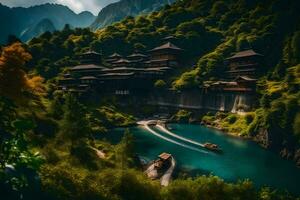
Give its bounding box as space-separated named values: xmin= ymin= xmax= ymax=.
xmin=0 ymin=42 xmax=45 ymax=102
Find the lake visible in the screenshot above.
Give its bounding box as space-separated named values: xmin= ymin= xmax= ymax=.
xmin=104 ymin=123 xmax=300 ymax=194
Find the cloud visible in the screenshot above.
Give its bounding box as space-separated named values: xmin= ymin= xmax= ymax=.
xmin=0 ymin=0 xmax=120 ymax=15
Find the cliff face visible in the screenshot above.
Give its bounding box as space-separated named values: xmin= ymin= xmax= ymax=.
xmin=20 ymin=18 xmax=56 ymax=41
xmin=146 ymin=89 xmax=255 ymax=113
xmin=90 ymin=0 xmax=175 ymax=30
xmin=254 ymin=127 xmax=300 ymax=167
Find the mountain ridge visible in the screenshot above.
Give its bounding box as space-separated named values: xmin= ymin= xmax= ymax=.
xmin=91 ymin=0 xmax=176 ymax=30
xmin=0 ymin=3 xmax=96 ymax=43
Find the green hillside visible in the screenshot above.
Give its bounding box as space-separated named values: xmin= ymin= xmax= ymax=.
xmin=1 ymin=0 xmax=300 ymax=199
xmin=27 ymin=0 xmax=300 ymax=147
xmin=28 ymin=0 xmax=300 ymax=82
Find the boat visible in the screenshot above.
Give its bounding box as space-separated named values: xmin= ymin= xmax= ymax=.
xmin=145 ymin=152 xmax=172 ymax=180
xmin=203 ymin=143 xmax=222 ymax=153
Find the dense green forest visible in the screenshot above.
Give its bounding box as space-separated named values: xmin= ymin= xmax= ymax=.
xmin=1 ymin=0 xmax=300 ymax=199
xmin=1 ymin=43 xmax=295 ymax=199
xmin=25 ymin=0 xmax=300 ymax=159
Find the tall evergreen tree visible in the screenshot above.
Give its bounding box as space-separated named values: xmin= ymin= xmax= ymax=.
xmin=60 ymin=93 xmax=90 ymax=141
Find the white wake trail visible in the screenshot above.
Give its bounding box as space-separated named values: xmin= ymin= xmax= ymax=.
xmin=142 ymin=123 xmax=209 ymax=154
xmin=156 ymin=124 xmax=205 ymax=147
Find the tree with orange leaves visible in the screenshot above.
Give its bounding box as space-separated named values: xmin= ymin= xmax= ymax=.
xmin=0 ymin=42 xmax=45 ymax=103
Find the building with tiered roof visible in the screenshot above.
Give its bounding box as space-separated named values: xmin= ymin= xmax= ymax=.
xmin=58 ymin=41 xmax=184 ymax=94
xmin=225 ymin=49 xmax=263 ymax=79
xmin=147 ymin=42 xmax=183 ymax=68
xmin=206 ymin=49 xmax=263 ymax=93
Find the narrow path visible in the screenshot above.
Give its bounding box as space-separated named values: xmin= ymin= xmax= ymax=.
xmin=160 ymin=156 xmax=176 ymax=186
xmin=156 ymin=124 xmax=205 ymax=147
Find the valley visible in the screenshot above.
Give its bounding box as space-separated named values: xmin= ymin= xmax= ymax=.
xmin=0 ymin=0 xmax=300 ymax=199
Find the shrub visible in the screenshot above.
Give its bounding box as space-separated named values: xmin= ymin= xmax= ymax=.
xmin=245 ymin=113 xmax=255 ymax=125
xmin=173 ymin=110 xmax=192 ymax=123
xmin=154 ymin=79 xmax=167 ymax=89
xmin=226 ymin=114 xmax=237 ymax=124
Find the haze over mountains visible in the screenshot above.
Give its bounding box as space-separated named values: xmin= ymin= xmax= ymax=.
xmin=0 ymin=3 xmax=95 ymax=43
xmin=0 ymin=0 xmax=175 ymax=43
xmin=91 ymin=0 xmax=176 ymax=30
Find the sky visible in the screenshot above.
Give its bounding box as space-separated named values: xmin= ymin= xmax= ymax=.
xmin=0 ymin=0 xmax=119 ymax=15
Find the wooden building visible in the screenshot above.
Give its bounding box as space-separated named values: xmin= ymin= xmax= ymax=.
xmin=79 ymin=51 xmax=102 ymax=64
xmin=147 ymin=42 xmax=183 ymax=68
xmin=127 ymin=53 xmax=148 ymax=67
xmin=111 ymin=58 xmax=132 ymax=68
xmin=58 ymin=42 xmax=184 ymax=94
xmin=225 ymin=49 xmax=263 ymax=79
xmin=106 ymin=53 xmax=123 ymax=64
xmin=58 ymin=50 xmax=106 ymax=92
xmin=206 ymin=49 xmax=263 ymax=94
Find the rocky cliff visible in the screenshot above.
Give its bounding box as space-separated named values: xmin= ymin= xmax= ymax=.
xmin=146 ymin=89 xmax=255 ymax=113
xmin=90 ymin=0 xmax=175 ymax=30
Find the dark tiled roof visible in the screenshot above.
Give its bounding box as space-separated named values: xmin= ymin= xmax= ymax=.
xmin=112 ymin=58 xmax=132 ymax=64
xmin=127 ymin=53 xmax=148 ymax=58
xmin=148 ymin=58 xmax=170 ymax=63
xmin=71 ymin=64 xmax=107 ymax=70
xmin=146 ymin=67 xmax=171 ymax=71
xmin=99 ymin=72 xmax=135 ymax=77
xmin=234 ymin=76 xmax=257 ymax=82
xmin=80 ymin=76 xmax=98 ymax=80
xmin=149 ymin=42 xmax=183 ymax=52
xmin=102 ymin=67 xmax=135 ymax=72
xmin=163 ymin=36 xmax=176 ymax=40
xmin=81 ymin=50 xmax=101 ymax=55
xmin=226 ymin=68 xmax=256 ymax=73
xmin=108 ymin=53 xmax=122 ymax=58
xmin=211 ymin=81 xmax=238 ymax=86
xmin=226 ymin=49 xmax=263 ymax=60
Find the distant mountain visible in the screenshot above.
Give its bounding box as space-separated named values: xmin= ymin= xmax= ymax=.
xmin=0 ymin=3 xmax=96 ymax=43
xmin=90 ymin=0 xmax=176 ymax=30
xmin=20 ymin=18 xmax=56 ymax=42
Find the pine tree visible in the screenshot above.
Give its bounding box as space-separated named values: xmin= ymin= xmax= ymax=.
xmin=60 ymin=93 xmax=90 ymax=141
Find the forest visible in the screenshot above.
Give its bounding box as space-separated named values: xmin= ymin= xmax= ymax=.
xmin=1 ymin=0 xmax=300 ymax=199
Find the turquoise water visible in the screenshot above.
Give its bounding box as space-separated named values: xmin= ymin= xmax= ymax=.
xmin=104 ymin=124 xmax=300 ymax=194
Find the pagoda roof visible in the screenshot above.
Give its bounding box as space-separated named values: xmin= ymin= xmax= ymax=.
xmin=81 ymin=50 xmax=101 ymax=55
xmin=163 ymin=36 xmax=177 ymax=40
xmin=148 ymin=58 xmax=171 ymax=63
xmin=103 ymin=67 xmax=133 ymax=71
xmin=211 ymin=81 xmax=237 ymax=86
xmin=99 ymin=72 xmax=135 ymax=77
xmin=226 ymin=49 xmax=263 ymax=60
xmin=146 ymin=67 xmax=171 ymax=71
xmin=234 ymin=76 xmax=257 ymax=82
xmin=71 ymin=64 xmax=107 ymax=71
xmin=80 ymin=76 xmax=98 ymax=80
xmin=127 ymin=53 xmax=148 ymax=58
xmin=112 ymin=58 xmax=132 ymax=64
xmin=226 ymin=68 xmax=256 ymax=73
xmin=149 ymin=42 xmax=183 ymax=52
xmin=108 ymin=53 xmax=122 ymax=58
